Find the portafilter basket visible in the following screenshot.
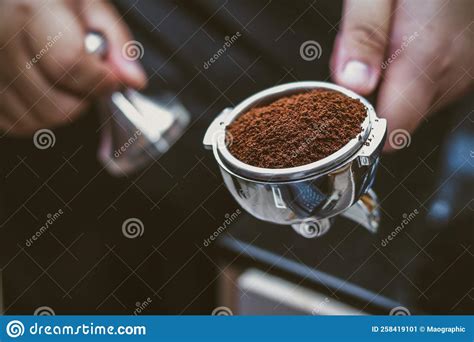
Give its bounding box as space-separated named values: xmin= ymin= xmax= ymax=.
xmin=203 ymin=81 xmax=387 ymax=238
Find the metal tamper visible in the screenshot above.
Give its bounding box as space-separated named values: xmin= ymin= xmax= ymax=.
xmin=203 ymin=81 xmax=387 ymax=238
xmin=84 ymin=32 xmax=190 ymax=176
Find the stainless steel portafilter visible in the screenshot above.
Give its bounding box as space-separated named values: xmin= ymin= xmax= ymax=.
xmin=84 ymin=32 xmax=190 ymax=176
xmin=204 ymin=81 xmax=387 ymax=238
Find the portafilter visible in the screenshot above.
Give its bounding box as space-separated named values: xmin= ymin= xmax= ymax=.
xmin=203 ymin=81 xmax=387 ymax=238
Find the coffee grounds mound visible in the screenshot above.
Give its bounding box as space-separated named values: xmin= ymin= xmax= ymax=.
xmin=226 ymin=89 xmax=366 ymax=168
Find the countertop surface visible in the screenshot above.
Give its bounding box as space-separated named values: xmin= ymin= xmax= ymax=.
xmin=218 ymin=204 xmax=472 ymax=314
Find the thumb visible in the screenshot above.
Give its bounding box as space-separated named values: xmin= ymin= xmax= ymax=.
xmin=331 ymin=0 xmax=393 ymax=95
xmin=81 ymin=0 xmax=147 ymax=89
xmin=377 ymin=57 xmax=435 ymax=152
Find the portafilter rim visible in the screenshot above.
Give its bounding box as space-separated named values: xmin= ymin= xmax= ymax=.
xmin=213 ymin=81 xmax=378 ymax=182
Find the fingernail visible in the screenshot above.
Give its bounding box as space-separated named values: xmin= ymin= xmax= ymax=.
xmin=340 ymin=61 xmax=373 ymax=91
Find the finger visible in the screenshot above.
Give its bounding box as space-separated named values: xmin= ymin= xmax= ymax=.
xmin=3 ymin=35 xmax=89 ymax=126
xmin=13 ymin=65 xmax=90 ymax=126
xmin=81 ymin=0 xmax=147 ymax=89
xmin=376 ymin=58 xmax=436 ymax=152
xmin=0 ymin=94 xmax=17 ymax=135
xmin=331 ymin=0 xmax=393 ymax=95
xmin=24 ymin=1 xmax=120 ymax=96
xmin=0 ymin=90 xmax=43 ymax=136
xmin=0 ymin=119 xmax=11 ymax=136
xmin=0 ymin=117 xmax=14 ymax=137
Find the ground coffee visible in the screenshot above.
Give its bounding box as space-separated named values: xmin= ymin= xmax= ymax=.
xmin=227 ymin=89 xmax=366 ymax=168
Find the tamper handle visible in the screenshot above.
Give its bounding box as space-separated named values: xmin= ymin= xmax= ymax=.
xmin=84 ymin=31 xmax=108 ymax=58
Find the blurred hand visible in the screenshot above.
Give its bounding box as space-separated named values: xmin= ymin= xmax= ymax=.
xmin=330 ymin=0 xmax=473 ymax=151
xmin=0 ymin=0 xmax=147 ymax=136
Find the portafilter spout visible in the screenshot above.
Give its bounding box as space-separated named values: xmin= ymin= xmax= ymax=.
xmin=84 ymin=32 xmax=190 ymax=176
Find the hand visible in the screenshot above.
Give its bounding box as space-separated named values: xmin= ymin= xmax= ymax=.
xmin=330 ymin=0 xmax=473 ymax=151
xmin=0 ymin=0 xmax=147 ymax=136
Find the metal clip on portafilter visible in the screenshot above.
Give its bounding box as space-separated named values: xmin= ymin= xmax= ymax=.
xmin=84 ymin=32 xmax=190 ymax=176
xmin=203 ymin=82 xmax=387 ymax=238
